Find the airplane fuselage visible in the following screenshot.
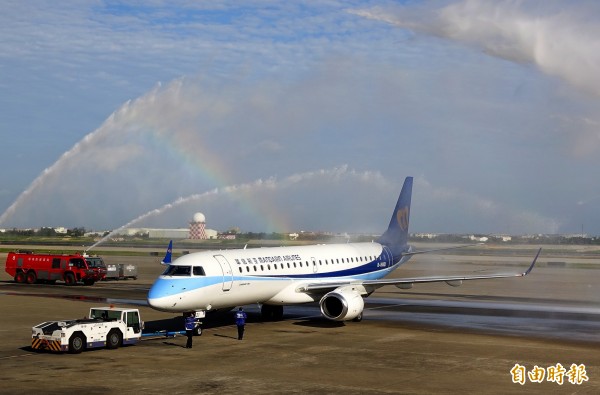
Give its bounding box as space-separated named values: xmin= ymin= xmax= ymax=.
xmin=147 ymin=242 xmax=411 ymax=313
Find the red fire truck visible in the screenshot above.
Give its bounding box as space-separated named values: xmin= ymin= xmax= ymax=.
xmin=5 ymin=251 xmax=107 ymax=286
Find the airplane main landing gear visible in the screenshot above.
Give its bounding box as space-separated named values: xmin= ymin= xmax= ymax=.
xmin=352 ymin=312 xmax=363 ymax=322
xmin=261 ymin=304 xmax=284 ymax=321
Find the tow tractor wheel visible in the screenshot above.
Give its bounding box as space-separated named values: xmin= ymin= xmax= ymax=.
xmin=68 ymin=333 xmax=86 ymax=354
xmin=26 ymin=271 xmax=37 ymax=284
xmin=106 ymin=329 xmax=122 ymax=349
xmin=14 ymin=272 xmax=26 ymax=284
xmin=193 ymin=326 xmax=202 ymax=336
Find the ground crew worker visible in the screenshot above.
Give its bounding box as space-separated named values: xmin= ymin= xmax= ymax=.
xmin=185 ymin=313 xmax=197 ymax=348
xmin=235 ymin=307 xmax=247 ymax=340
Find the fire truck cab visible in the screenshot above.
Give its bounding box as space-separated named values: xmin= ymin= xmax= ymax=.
xmin=5 ymin=251 xmax=106 ymax=286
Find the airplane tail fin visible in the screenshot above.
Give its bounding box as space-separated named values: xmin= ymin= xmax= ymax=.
xmin=161 ymin=240 xmax=173 ymax=265
xmin=377 ymin=177 xmax=413 ymax=256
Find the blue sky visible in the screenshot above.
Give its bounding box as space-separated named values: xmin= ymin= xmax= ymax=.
xmin=1 ymin=1 xmax=599 ymax=235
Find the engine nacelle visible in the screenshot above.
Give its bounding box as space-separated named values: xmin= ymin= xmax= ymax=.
xmin=319 ymin=286 xmax=365 ymax=321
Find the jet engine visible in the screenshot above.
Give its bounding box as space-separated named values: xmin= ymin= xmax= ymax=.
xmin=319 ymin=286 xmax=365 ymax=321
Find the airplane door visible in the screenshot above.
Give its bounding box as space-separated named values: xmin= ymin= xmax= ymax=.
xmin=213 ymin=255 xmax=233 ymax=291
xmin=311 ymin=257 xmax=318 ymax=273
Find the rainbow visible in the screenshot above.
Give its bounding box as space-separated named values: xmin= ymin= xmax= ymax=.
xmin=146 ymin=127 xmax=292 ymax=233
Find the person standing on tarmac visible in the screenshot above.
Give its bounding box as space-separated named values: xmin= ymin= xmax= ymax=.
xmin=235 ymin=307 xmax=247 ymax=340
xmin=185 ymin=313 xmax=197 ymax=348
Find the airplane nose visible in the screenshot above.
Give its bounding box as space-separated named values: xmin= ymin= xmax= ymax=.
xmin=147 ymin=279 xmax=175 ymax=311
xmin=147 ymin=296 xmax=170 ymax=311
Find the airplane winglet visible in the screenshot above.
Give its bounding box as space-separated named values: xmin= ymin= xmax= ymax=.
xmin=161 ymin=240 xmax=173 ymax=265
xmin=523 ymin=248 xmax=542 ymax=276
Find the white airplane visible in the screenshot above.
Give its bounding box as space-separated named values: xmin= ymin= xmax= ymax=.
xmin=147 ymin=177 xmax=540 ymax=324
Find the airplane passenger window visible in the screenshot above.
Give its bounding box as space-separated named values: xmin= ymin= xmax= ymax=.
xmin=260 ymin=265 xmax=264 ymax=271
xmin=193 ymin=266 xmax=205 ymax=276
xmin=293 ymin=262 xmax=296 ymax=268
xmin=246 ymin=267 xmax=250 ymax=272
xmin=268 ymin=264 xmax=271 ymax=270
xmin=239 ymin=268 xmax=242 ymax=273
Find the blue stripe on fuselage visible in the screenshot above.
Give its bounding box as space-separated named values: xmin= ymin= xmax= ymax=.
xmin=240 ymin=245 xmax=396 ymax=279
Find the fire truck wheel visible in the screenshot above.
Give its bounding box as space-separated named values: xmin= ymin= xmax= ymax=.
xmin=106 ymin=330 xmax=122 ymax=349
xmin=14 ymin=272 xmax=26 ymax=283
xmin=26 ymin=271 xmax=37 ymax=284
xmin=64 ymin=273 xmax=76 ymax=286
xmin=68 ymin=333 xmax=86 ymax=354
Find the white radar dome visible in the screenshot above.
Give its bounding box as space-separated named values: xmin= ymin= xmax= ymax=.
xmin=193 ymin=212 xmax=206 ymax=223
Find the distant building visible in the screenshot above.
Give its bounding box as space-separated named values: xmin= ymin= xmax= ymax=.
xmin=110 ymin=213 xmax=218 ymax=240
xmin=148 ymin=229 xmax=190 ymax=239
xmin=414 ymin=233 xmax=438 ymax=239
xmin=189 ymin=212 xmax=207 ymax=240
xmin=116 ymin=228 xmax=189 ymax=239
xmin=218 ymin=233 xmax=237 ymax=240
xmin=468 ymin=235 xmax=489 ymax=242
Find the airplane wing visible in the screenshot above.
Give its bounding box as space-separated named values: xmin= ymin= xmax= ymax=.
xmin=296 ymin=248 xmax=541 ymax=293
xmin=401 ymin=243 xmax=482 ymax=257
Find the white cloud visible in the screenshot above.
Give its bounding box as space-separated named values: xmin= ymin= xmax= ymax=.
xmin=352 ymin=1 xmax=600 ymax=97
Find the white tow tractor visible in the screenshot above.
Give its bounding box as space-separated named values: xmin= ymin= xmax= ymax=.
xmin=31 ymin=307 xmax=143 ymax=353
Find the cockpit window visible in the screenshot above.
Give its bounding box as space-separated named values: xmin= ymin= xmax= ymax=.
xmin=163 ymin=265 xmax=191 ymax=276
xmin=193 ymin=266 xmax=205 ymax=276
xmin=85 ymin=257 xmax=106 ymax=268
